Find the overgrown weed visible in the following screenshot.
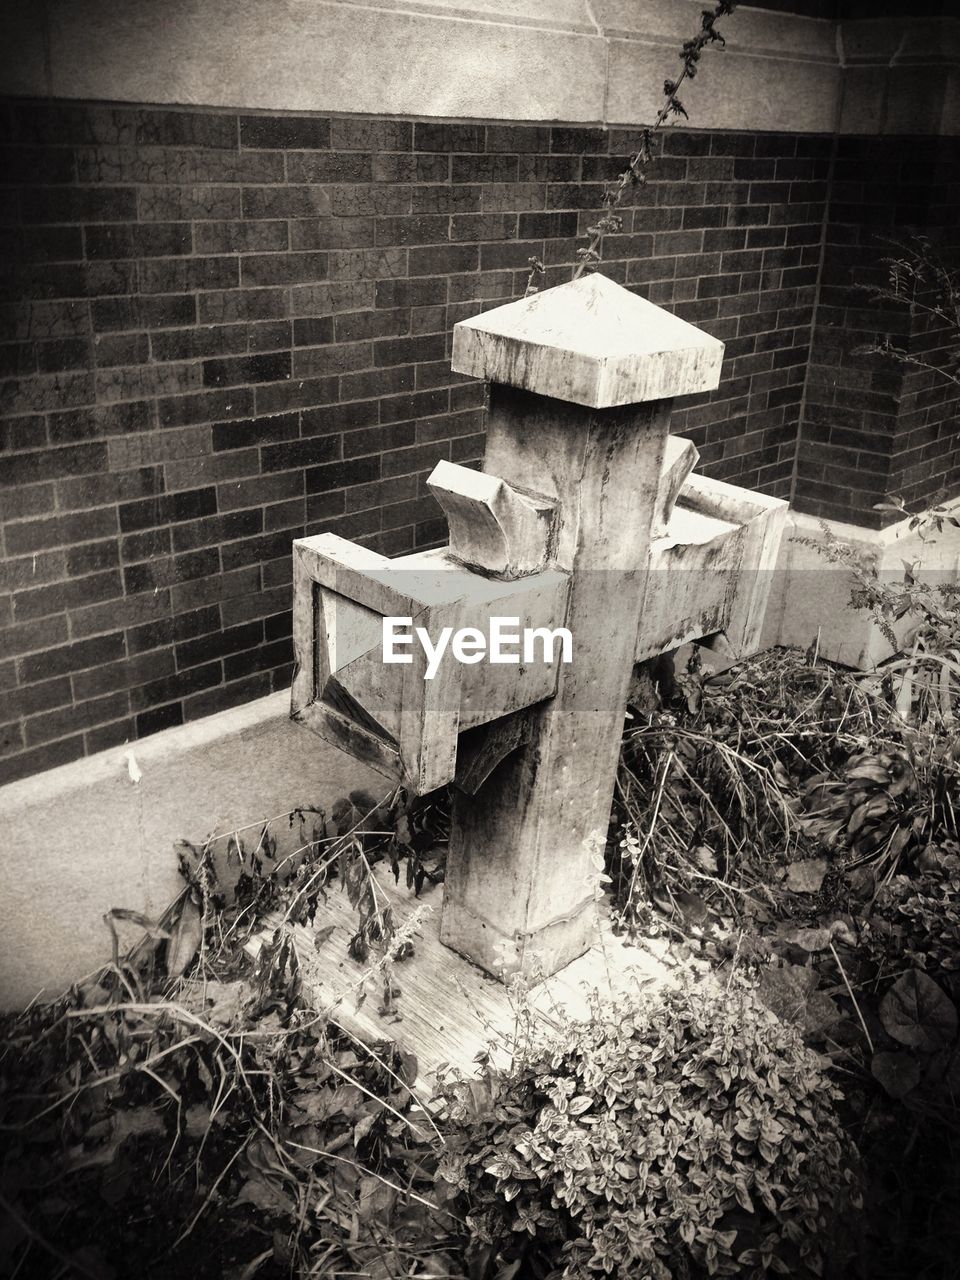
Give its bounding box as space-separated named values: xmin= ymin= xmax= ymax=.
xmin=0 ymin=791 xmax=456 ymax=1280
xmin=608 ymin=551 xmax=959 ymax=1279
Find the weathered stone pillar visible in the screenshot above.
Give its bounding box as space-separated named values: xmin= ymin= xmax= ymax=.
xmin=439 ymin=273 xmax=722 ymax=977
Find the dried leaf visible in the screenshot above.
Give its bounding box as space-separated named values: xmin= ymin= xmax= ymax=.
xmin=314 ymin=924 xmax=336 ymax=950
xmin=693 ymin=846 xmax=719 ymax=874
xmin=784 ymin=858 xmax=828 ymax=893
xmin=779 ymin=918 xmax=857 ymax=952
xmin=803 ymin=990 xmax=840 ymax=1038
xmin=112 ymin=1107 xmax=166 ymax=1144
xmin=105 ymin=908 xmax=170 ymax=940
xmin=68 ymin=1107 xmax=165 ymax=1176
xmin=331 ymin=790 xmax=382 ymax=836
xmin=81 ymin=981 xmax=113 ymax=1009
xmin=200 ymin=979 xmax=247 ymax=1027
xmin=675 ymin=889 xmax=708 ymax=922
xmin=353 ymin=1112 xmax=377 ymax=1145
xmin=184 ymin=1103 xmax=212 ymax=1138
xmin=298 ymin=1084 xmax=363 ymax=1125
xmin=396 ymin=1047 xmax=418 ymax=1087
xmin=844 ymin=864 xmax=877 ymax=900
xmin=357 ymin=1173 xmax=396 ymax=1224
xmin=173 ymin=838 xmax=202 ymax=880
xmin=167 ymin=897 xmax=203 ymax=977
xmin=234 ymin=1173 xmax=293 ymax=1216
xmin=880 ymin=969 xmax=957 ymax=1051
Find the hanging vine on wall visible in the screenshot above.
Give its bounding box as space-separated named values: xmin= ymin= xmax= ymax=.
xmin=525 ymin=0 xmax=739 ymax=296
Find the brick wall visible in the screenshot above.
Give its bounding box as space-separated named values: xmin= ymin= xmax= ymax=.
xmin=890 ymin=321 xmax=960 ymax=516
xmin=888 ymin=141 xmax=960 ymax=514
xmin=795 ymin=136 xmax=960 ymax=528
xmin=0 ymin=98 xmax=853 ymax=784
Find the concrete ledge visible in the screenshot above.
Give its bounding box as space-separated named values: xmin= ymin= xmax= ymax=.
xmin=607 ymin=36 xmax=840 ymax=132
xmin=6 ymin=0 xmax=842 ymax=132
xmin=761 ymin=504 xmax=960 ymax=669
xmin=0 ymin=690 xmax=383 ymax=1010
xmin=7 ymin=3 xmax=957 ymax=134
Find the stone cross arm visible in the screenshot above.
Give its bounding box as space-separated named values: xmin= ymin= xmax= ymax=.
xmin=291 ymin=525 xmax=569 ymax=795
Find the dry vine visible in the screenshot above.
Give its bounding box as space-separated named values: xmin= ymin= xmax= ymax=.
xmin=525 ymin=0 xmax=739 ymax=295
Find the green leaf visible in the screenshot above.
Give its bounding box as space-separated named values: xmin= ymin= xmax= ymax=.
xmin=871 ymin=1051 xmax=921 ymax=1099
xmin=880 ymin=970 xmax=957 ymax=1051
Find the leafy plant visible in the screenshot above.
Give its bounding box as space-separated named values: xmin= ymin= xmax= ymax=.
xmin=857 ymin=233 xmax=960 ymax=392
xmin=611 ymin=647 xmax=873 ymax=944
xmin=870 ymin=842 xmax=960 ymax=975
xmin=798 ymin=747 xmax=927 ymax=870
xmin=793 ymin=515 xmax=960 ymax=731
xmin=435 ymin=975 xmax=860 ymax=1280
xmin=611 ymin=633 xmax=960 ymax=1280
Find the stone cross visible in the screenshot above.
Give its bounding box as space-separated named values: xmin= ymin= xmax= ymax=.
xmin=291 ymin=274 xmax=785 ymax=980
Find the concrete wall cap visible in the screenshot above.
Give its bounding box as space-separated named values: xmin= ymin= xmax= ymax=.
xmin=451 ymin=273 xmax=724 ymax=408
xmin=0 ymin=689 xmax=291 ymax=812
xmin=839 ymin=17 xmax=960 ymax=68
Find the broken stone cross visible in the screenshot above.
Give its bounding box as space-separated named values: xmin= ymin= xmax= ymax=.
xmin=291 ymin=274 xmax=785 ymax=981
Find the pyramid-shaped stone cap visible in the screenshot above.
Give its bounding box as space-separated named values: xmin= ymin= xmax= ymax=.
xmin=451 ymin=273 xmax=724 ymax=409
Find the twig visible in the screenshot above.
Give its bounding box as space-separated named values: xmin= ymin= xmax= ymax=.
xmin=283 ymin=1139 xmax=463 ymax=1224
xmin=0 ymin=1190 xmax=105 ymax=1280
xmin=619 ymin=749 xmax=674 ymax=927
xmin=320 ymin=1053 xmax=434 ymax=1143
xmin=170 ymin=1133 xmax=251 ymax=1249
xmin=280 ymin=790 xmax=399 ymax=926
xmin=328 ymin=1019 xmax=444 ymax=1143
xmin=199 ymin=805 xmax=327 ymax=846
xmin=830 ymin=942 xmax=875 ymax=1055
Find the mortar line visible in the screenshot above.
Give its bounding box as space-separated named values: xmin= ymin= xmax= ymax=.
xmin=788 ymin=38 xmax=846 ymax=516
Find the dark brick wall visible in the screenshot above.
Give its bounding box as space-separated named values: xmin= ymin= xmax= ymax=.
xmin=888 ymin=142 xmax=960 ymax=513
xmin=650 ymin=130 xmax=827 ymax=493
xmin=890 ymin=313 xmax=960 ymax=516
xmin=0 ymin=98 xmax=851 ymax=783
xmin=794 ymin=136 xmax=960 ymax=527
